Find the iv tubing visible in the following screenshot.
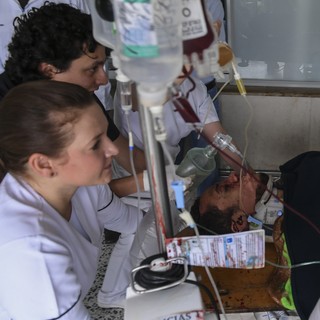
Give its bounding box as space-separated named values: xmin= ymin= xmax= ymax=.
xmin=266 ymin=259 xmax=320 ymax=269
xmin=124 ymin=111 xmax=148 ymax=259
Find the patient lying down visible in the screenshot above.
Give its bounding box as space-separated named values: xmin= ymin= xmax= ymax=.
xmin=130 ymin=171 xmax=283 ymax=268
xmin=190 ymin=171 xmax=284 ymax=235
xmin=131 ymin=152 xmax=320 ymax=320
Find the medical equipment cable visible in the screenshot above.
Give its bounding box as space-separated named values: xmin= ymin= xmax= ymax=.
xmin=133 ymin=253 xmax=189 ymax=290
xmin=184 ymin=279 xmax=221 ymax=320
xmin=132 ymin=251 xmax=220 ymax=318
xmin=266 ymin=259 xmax=320 ymax=269
xmin=185 ymin=73 xmax=196 ymax=100
xmin=177 ymin=65 xmax=195 ymax=100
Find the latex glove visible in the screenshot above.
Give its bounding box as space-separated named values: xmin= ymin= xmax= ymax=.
xmin=143 ymin=165 xmax=193 ymax=197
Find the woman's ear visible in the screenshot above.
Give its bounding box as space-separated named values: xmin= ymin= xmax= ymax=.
xmin=28 ymin=153 xmax=56 ymax=178
xmin=38 ymin=62 xmax=60 ymax=79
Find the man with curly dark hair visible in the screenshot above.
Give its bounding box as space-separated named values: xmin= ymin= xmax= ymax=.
xmin=0 ymin=1 xmax=90 ymax=73
xmin=0 ymin=2 xmax=146 ymax=177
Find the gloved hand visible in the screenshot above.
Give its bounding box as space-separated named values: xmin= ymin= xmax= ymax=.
xmin=143 ymin=165 xmax=193 ymax=198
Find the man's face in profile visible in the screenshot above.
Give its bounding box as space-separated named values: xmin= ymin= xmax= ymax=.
xmin=199 ymin=172 xmax=260 ymax=218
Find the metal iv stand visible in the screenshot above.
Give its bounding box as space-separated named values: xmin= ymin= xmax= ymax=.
xmin=138 ymin=103 xmax=175 ymax=253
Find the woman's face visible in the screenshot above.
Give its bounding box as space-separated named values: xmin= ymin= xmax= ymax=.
xmin=53 ymin=102 xmax=118 ymax=187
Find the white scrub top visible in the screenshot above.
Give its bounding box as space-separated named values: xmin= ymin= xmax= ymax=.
xmin=0 ymin=173 xmax=142 ymax=319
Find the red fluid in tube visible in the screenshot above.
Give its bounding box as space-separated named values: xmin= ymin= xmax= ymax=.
xmin=172 ymin=97 xmax=200 ymax=123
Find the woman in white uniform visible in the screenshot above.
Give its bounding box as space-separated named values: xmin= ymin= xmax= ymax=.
xmin=0 ymin=80 xmax=143 ymax=319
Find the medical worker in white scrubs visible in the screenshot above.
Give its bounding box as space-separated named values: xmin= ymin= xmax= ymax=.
xmin=0 ymin=80 xmax=143 ymax=320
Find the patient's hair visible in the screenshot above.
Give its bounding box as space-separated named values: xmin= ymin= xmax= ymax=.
xmin=199 ymin=207 xmax=237 ymax=235
xmin=191 ymin=198 xmax=235 ymax=235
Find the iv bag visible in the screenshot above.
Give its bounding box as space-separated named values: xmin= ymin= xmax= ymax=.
xmin=112 ymin=0 xmax=183 ymax=92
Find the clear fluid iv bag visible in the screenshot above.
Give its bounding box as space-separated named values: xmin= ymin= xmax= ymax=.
xmin=176 ymin=145 xmax=217 ymax=178
xmin=112 ymin=0 xmax=183 ymax=94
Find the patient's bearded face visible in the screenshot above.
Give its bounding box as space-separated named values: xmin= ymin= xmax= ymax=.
xmin=200 ymin=172 xmax=258 ymax=214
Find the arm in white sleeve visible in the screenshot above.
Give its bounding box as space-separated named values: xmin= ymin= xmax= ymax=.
xmin=97 ymin=185 xmax=143 ymax=234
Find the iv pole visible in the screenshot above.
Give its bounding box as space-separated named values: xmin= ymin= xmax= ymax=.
xmin=138 ymin=101 xmax=175 ymax=252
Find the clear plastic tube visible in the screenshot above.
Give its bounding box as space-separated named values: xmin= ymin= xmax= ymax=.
xmin=119 ymin=80 xmax=133 ymax=112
